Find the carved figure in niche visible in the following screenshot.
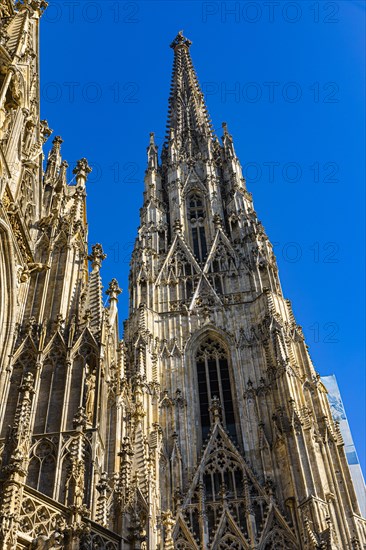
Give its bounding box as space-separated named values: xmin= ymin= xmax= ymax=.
xmin=9 ymin=72 xmax=22 ymax=107
xmin=23 ymin=112 xmax=37 ymax=154
xmin=0 ymin=107 xmax=16 ymax=143
xmin=19 ymin=171 xmax=35 ymax=226
xmin=85 ymin=368 xmax=96 ymax=424
xmin=74 ymin=473 xmax=84 ymax=509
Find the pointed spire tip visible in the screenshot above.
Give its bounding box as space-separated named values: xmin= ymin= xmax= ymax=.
xmin=170 ymin=30 xmax=192 ymax=50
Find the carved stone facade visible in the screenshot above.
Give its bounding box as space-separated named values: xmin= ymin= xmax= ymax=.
xmin=0 ymin=6 xmax=364 ymax=549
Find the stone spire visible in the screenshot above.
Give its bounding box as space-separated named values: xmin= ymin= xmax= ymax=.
xmin=106 ymin=278 xmax=122 ymax=326
xmin=165 ymin=31 xmax=214 ymax=158
xmin=44 ymin=135 xmax=63 ymax=184
xmin=85 ymin=244 xmax=106 ymax=333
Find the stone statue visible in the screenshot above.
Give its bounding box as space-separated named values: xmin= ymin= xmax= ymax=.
xmin=85 ymin=371 xmax=96 ymax=423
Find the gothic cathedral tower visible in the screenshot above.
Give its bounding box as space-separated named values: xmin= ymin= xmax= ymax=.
xmin=124 ymin=31 xmax=366 ymax=549
xmin=0 ymin=2 xmax=365 ymax=547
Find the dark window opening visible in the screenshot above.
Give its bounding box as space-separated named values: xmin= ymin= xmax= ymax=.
xmin=196 ymin=338 xmax=237 ymax=442
xmin=188 ymin=194 xmax=207 ymax=262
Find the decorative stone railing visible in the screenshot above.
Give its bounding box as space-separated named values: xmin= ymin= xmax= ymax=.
xmin=17 ymin=486 xmax=121 ymax=549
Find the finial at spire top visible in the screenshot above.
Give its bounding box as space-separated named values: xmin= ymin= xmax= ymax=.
xmin=73 ymin=158 xmax=92 ymax=187
xmin=106 ymin=278 xmax=122 ymax=302
xmin=52 ymin=135 xmax=64 ymax=147
xmin=88 ymin=243 xmax=106 ymax=272
xmin=170 ymin=30 xmax=192 ymax=50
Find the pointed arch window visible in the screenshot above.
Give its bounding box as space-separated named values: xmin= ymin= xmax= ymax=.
xmin=27 ymin=440 xmax=56 ymax=498
xmin=195 ymin=338 xmax=236 ymax=441
xmin=187 ymin=193 xmax=207 ymax=262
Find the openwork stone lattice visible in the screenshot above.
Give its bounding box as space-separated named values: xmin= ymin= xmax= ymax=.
xmin=19 ymin=491 xmax=64 ymax=539
xmin=82 ymin=530 xmax=120 ymax=550
xmin=217 ymin=534 xmax=244 ymax=549
xmin=176 ymin=541 xmax=196 ymax=550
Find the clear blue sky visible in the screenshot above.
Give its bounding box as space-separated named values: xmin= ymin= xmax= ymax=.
xmin=40 ymin=1 xmax=365 ymax=474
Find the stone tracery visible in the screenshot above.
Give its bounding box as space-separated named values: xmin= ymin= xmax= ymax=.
xmin=0 ymin=12 xmax=364 ymax=550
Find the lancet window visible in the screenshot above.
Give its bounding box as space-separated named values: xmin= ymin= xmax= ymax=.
xmin=187 ymin=193 xmax=207 ymax=262
xmin=195 ymin=338 xmax=236 ymax=440
xmin=27 ymin=440 xmax=56 ymax=498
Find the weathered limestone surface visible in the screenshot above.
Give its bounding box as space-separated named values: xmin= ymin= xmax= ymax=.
xmin=0 ymin=5 xmax=364 ymax=549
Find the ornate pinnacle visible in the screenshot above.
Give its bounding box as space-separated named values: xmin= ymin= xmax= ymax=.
xmin=15 ymin=0 xmax=48 ymax=15
xmin=96 ymin=471 xmax=110 ymax=526
xmin=222 ymin=122 xmax=236 ymax=148
xmin=72 ymin=406 xmax=88 ymax=430
xmin=73 ymin=158 xmax=92 ymax=186
xmin=44 ymin=134 xmax=64 ymax=184
xmin=162 ymin=510 xmax=175 ymax=550
xmin=96 ymin=471 xmax=109 ymax=495
xmin=52 ymin=135 xmax=63 ymax=147
xmin=0 ymin=26 xmax=9 ymax=46
xmin=106 ymin=279 xmax=122 ymax=301
xmin=59 ymin=160 xmax=69 ymax=186
xmin=20 ymin=371 xmax=35 ymax=394
xmin=88 ymin=243 xmax=106 ymax=272
xmin=146 ymin=132 xmax=159 ymax=169
xmin=170 ymin=30 xmax=192 ymax=50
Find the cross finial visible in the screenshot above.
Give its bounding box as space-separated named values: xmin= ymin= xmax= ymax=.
xmin=170 ymin=30 xmax=192 ymax=50
xmin=52 ymin=135 xmax=63 ymax=147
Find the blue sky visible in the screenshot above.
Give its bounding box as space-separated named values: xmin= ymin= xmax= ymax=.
xmin=40 ymin=1 xmax=365 ymax=474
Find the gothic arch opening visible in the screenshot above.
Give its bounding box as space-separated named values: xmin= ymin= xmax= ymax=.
xmin=67 ymin=343 xmax=97 ymax=430
xmin=186 ymin=192 xmax=207 ymax=262
xmin=47 ymin=233 xmax=68 ymax=320
xmin=58 ymin=448 xmax=72 ymax=504
xmin=34 ymin=346 xmax=67 ymax=434
xmin=194 ymin=336 xmax=237 ymax=442
xmin=106 ymin=393 xmax=117 ymax=475
xmin=27 ymin=439 xmax=56 ymax=498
